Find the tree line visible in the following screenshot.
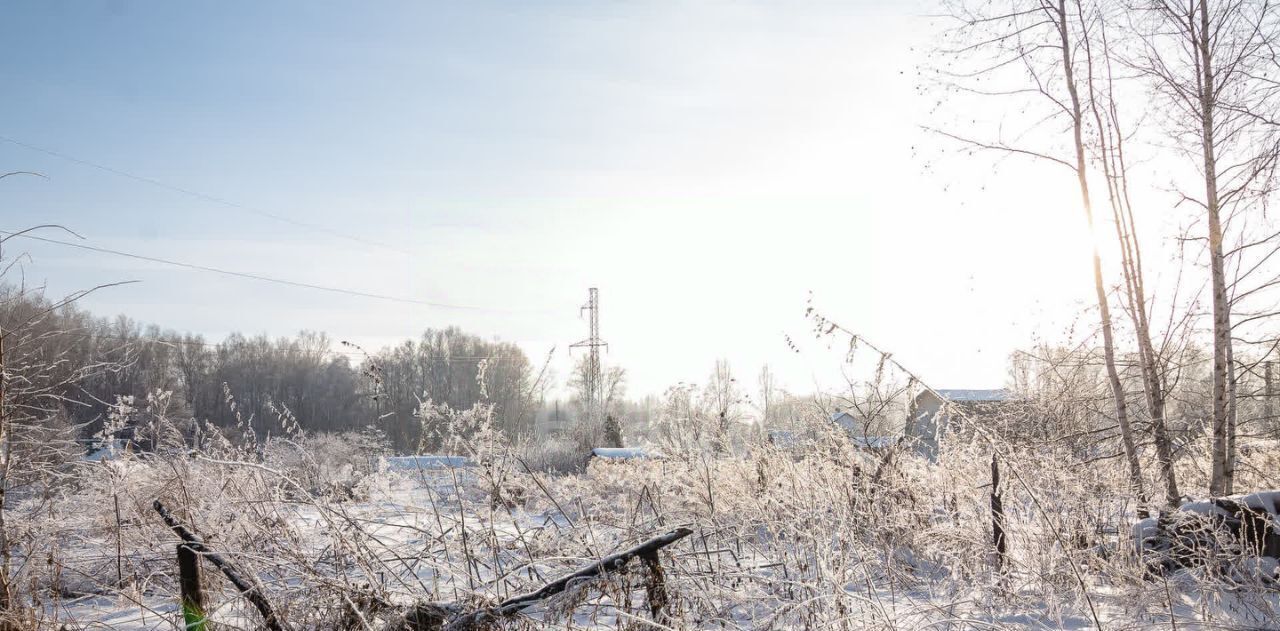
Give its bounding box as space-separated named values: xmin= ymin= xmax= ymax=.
xmin=0 ymin=283 xmax=536 ymax=453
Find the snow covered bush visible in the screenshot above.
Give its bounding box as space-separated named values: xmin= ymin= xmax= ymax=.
xmin=262 ymin=429 xmax=389 ymax=500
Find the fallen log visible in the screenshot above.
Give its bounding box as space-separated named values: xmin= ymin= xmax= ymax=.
xmin=153 ymin=500 xmax=287 ymax=631
xmin=155 ymin=496 xmax=689 ymax=631
xmin=1134 ymin=490 xmax=1280 ymax=581
xmin=384 ymin=526 xmax=693 ymax=631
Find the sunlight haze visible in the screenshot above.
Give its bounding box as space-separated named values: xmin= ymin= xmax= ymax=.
xmin=3 ymin=1 xmax=1100 ymax=396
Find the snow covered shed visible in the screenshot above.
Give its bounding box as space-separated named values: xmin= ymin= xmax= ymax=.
xmin=589 ymin=447 xmax=656 ymax=461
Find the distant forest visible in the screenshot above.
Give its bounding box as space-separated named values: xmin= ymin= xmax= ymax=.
xmin=1 ymin=285 xmax=537 ymax=453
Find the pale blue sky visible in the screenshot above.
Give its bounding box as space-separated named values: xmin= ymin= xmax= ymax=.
xmin=0 ymin=1 xmax=1101 ymax=396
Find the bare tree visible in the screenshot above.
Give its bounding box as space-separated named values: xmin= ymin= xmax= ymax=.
xmin=934 ymin=0 xmax=1148 ymax=503
xmin=1132 ymin=0 xmax=1280 ymax=495
xmin=568 ymin=357 xmax=626 ymax=448
xmin=655 ymin=382 xmax=708 ymax=456
xmin=0 ymin=225 xmax=127 ymax=617
xmin=756 ymin=364 xmax=779 ymax=430
xmin=705 ymin=360 xmax=743 ymax=454
xmin=1078 ymin=5 xmax=1185 ymax=506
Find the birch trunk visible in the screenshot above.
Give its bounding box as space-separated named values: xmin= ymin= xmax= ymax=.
xmin=1192 ymin=0 xmax=1233 ymax=497
xmin=1056 ymin=0 xmax=1147 ymax=504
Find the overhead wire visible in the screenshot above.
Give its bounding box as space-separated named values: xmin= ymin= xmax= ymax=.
xmin=18 ymin=329 xmax=514 ymax=363
xmin=0 ymin=229 xmax=549 ymax=315
xmin=0 ymin=134 xmax=413 ymax=255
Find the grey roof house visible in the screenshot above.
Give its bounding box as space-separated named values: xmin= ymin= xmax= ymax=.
xmin=908 ymin=389 xmax=1011 ymax=459
xmin=826 ymin=389 xmax=1016 ymax=459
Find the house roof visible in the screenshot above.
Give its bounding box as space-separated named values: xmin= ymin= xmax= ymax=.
xmin=767 ymin=429 xmax=803 ymax=446
xmin=934 ymin=389 xmax=1009 ymax=402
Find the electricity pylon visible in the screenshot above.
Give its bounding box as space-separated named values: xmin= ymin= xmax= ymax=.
xmin=570 ymin=287 xmax=608 ymax=429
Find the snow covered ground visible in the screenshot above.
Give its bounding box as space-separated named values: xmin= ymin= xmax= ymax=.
xmin=18 ymin=435 xmax=1280 ymax=629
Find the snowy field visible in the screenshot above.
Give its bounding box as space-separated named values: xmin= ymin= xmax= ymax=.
xmin=12 ymin=425 xmax=1279 ymax=631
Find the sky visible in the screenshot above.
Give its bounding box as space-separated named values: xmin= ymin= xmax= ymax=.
xmin=0 ymin=1 xmax=1108 ymax=397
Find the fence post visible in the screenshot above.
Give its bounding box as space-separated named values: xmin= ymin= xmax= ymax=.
xmin=641 ymin=550 xmax=670 ymax=622
xmin=990 ymin=453 xmax=1008 ymax=583
xmin=177 ymin=543 xmax=207 ymax=631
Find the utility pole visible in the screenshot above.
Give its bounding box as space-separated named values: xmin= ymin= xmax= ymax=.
xmin=571 ymin=288 xmax=608 ymax=431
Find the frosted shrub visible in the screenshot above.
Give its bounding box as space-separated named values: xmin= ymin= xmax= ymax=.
xmin=419 ymin=399 xmax=531 ymax=510
xmin=263 ymin=430 xmax=388 ymax=500
xmin=522 ymin=436 xmax=588 ymax=474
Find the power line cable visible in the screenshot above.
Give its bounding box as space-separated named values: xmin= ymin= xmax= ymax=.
xmin=0 ymin=134 xmax=413 ymax=255
xmin=1 ymin=230 xmax=547 ymax=315
xmin=119 ymin=335 xmax=509 ymax=362
xmin=18 ymin=330 xmax=513 ymax=362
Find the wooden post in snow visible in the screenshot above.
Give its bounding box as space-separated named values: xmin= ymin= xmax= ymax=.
xmin=177 ymin=544 xmax=207 ymax=631
xmin=641 ymin=549 xmax=671 ymax=622
xmin=154 ymin=500 xmax=285 ymax=631
xmin=990 ymin=453 xmax=1008 ymax=581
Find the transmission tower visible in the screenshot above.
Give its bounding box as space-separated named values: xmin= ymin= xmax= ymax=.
xmin=570 ymin=287 xmax=608 ymax=429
